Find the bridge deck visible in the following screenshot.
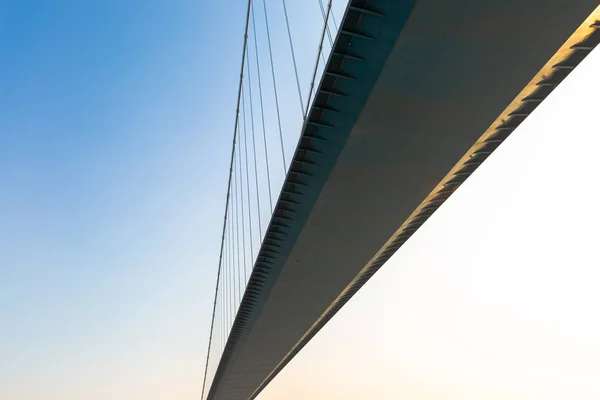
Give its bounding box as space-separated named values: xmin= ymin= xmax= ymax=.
xmin=208 ymin=1 xmax=600 ymax=399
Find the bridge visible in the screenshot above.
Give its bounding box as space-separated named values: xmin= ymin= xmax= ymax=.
xmin=201 ymin=1 xmax=600 ymax=399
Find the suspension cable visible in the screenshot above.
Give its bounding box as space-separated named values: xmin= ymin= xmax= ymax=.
xmin=230 ymin=168 xmax=237 ymax=305
xmin=237 ymin=128 xmax=248 ymax=283
xmin=318 ymin=0 xmax=334 ymax=47
xmin=219 ymin=261 xmax=224 ymax=356
xmin=226 ymin=213 xmax=232 ymax=326
xmin=233 ymin=163 xmax=242 ymax=303
xmin=261 ymin=0 xmax=287 ymax=171
xmin=200 ymin=0 xmax=253 ymax=398
xmin=246 ymin=46 xmax=263 ymax=241
xmin=231 ymin=207 xmax=237 ymax=313
xmin=251 ymin=3 xmax=274 ymax=212
xmin=228 ymin=216 xmax=234 ymax=321
xmin=281 ymin=0 xmax=305 ymax=115
xmin=223 ymin=224 xmax=229 ymax=336
xmin=305 ymin=0 xmax=332 ymax=120
xmin=329 ymin=0 xmax=338 ymax=30
xmin=241 ymin=91 xmax=254 ymax=265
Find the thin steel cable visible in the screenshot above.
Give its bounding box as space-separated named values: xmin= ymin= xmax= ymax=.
xmin=222 ymin=225 xmax=228 ymax=349
xmin=281 ymin=0 xmax=304 ymax=115
xmin=218 ymin=274 xmax=223 ymax=357
xmin=246 ymin=42 xmax=263 ymax=241
xmin=229 ymin=222 xmax=234 ymax=327
xmin=230 ymin=214 xmax=235 ymax=315
xmin=221 ymin=264 xmax=226 ymax=352
xmin=329 ymin=0 xmax=338 ymax=31
xmin=221 ymin=263 xmax=225 ymax=352
xmin=231 ymin=214 xmax=236 ymax=317
xmin=229 ymin=205 xmax=237 ymax=312
xmin=251 ymin=4 xmax=274 ymax=213
xmin=223 ymin=260 xmax=227 ymax=345
xmin=224 ymin=220 xmax=228 ymax=336
xmin=229 ymin=170 xmax=234 ymax=306
xmin=230 ymin=173 xmax=235 ymax=307
xmin=233 ymin=163 xmax=242 ymax=304
xmin=215 ymin=288 xmax=219 ymax=360
xmin=216 ymin=285 xmax=219 ymax=359
xmin=210 ymin=302 xmax=217 ymax=379
xmin=318 ymin=0 xmax=334 ymax=47
xmin=225 ymin=220 xmax=230 ymax=331
xmin=232 ymin=208 xmax=237 ymax=310
xmin=229 ymin=182 xmax=235 ymax=310
xmin=237 ymin=129 xmax=248 ymax=284
xmin=316 ymin=0 xmax=329 ymax=72
xmin=320 ymin=46 xmax=327 ymax=66
xmin=214 ymin=291 xmax=218 ymax=363
xmin=241 ymin=91 xmax=254 ymax=265
xmin=200 ymin=3 xmax=253 ymax=397
xmin=230 ymin=213 xmax=235 ymax=320
xmin=223 ymin=261 xmax=227 ymax=346
xmin=261 ymin=0 xmax=286 ymax=171
xmin=228 ymin=221 xmax=232 ymax=332
xmin=223 ymin=274 xmax=227 ymax=349
xmin=305 ymin=0 xmax=332 ymax=120
xmin=222 ymin=223 xmax=230 ymax=382
xmin=236 ymin=157 xmax=244 ymax=294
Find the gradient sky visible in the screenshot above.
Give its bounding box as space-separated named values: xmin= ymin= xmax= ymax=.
xmin=0 ymin=1 xmax=344 ymax=399
xmin=1 ymin=1 xmax=599 ymax=399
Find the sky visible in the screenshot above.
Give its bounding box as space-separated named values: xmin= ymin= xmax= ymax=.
xmin=0 ymin=1 xmax=344 ymax=399
xmin=1 ymin=1 xmax=599 ymax=400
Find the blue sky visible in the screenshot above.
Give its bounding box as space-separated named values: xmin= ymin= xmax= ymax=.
xmin=1 ymin=1 xmax=243 ymax=397
xmin=0 ymin=1 xmax=347 ymax=398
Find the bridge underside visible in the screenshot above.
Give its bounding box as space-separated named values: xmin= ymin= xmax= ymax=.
xmin=209 ymin=1 xmax=599 ymax=399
